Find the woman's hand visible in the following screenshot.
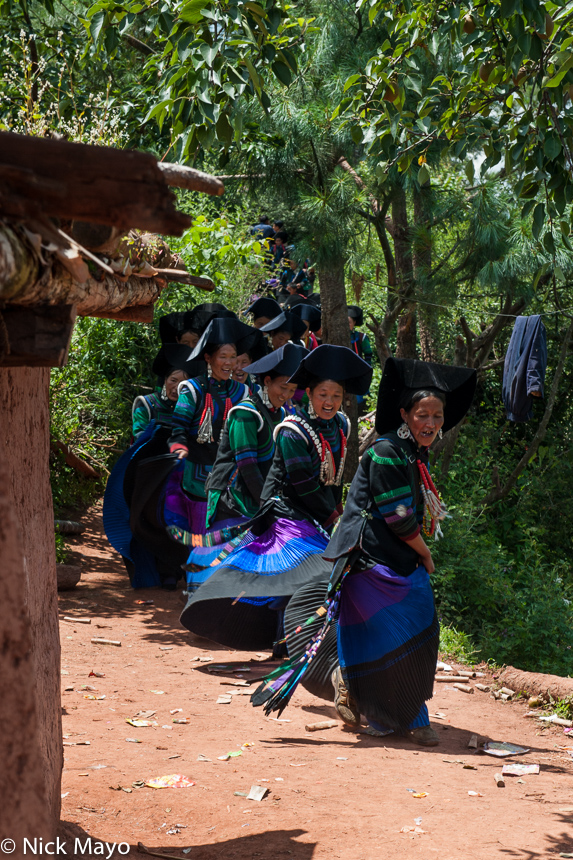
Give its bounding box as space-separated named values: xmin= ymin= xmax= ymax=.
xmin=176 ymin=449 xmax=188 ymax=460
xmin=169 ymin=443 xmax=188 ymax=460
xmin=418 ymin=549 xmax=435 ymax=575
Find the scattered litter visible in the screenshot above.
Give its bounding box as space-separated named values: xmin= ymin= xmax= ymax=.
xmin=564 ymin=727 xmax=573 ymax=735
xmin=336 ymin=757 xmax=348 ymax=761
xmin=161 ymin=725 xmax=173 ymax=730
xmin=538 ymin=715 xmax=573 ymax=727
xmin=84 ymin=694 xmax=106 ymax=700
xmin=91 ymin=638 xmax=121 ymax=647
xmin=502 ymin=763 xmax=540 ymax=776
xmin=173 ymin=719 xmax=189 ymax=724
xmin=135 ymin=600 xmax=154 ymax=605
xmin=228 ymin=750 xmax=242 ymax=758
xmin=500 ymin=687 xmax=515 ymax=697
xmin=494 ymin=773 xmax=505 ymax=788
xmin=453 ymin=683 xmax=474 ymax=694
xmin=217 ymin=695 xmax=232 ymax=705
xmin=63 ymin=616 xmax=92 ymax=624
xmin=221 ymin=680 xmax=250 ymax=687
xmin=170 ymin=709 xmax=183 ymax=715
xmin=468 ymin=734 xmax=478 ymax=749
xmin=247 ymin=785 xmax=269 ymax=801
xmin=150 ymin=690 xmax=165 ymax=695
xmin=79 ymin=684 xmax=96 ymax=691
xmin=134 ymin=711 xmax=157 ymax=720
xmin=122 ymin=787 xmax=132 ymax=793
xmin=193 ymin=655 xmax=213 ymax=662
xmin=145 ymin=775 xmax=196 ymax=789
xmin=217 ymin=754 xmax=230 ymax=761
xmin=234 ymin=790 xmax=249 ymax=797
xmin=159 ymin=647 xmax=173 ymax=651
xmin=436 ymin=661 xmax=452 ymax=672
xmin=132 ymin=780 xmax=145 ymax=789
xmin=435 ymin=675 xmax=468 ymax=683
xmin=64 ymin=685 xmax=74 ymax=692
xmin=463 ymin=764 xmax=477 ymax=770
xmin=168 ymin=755 xmax=181 ymax=759
xmin=475 ymin=683 xmax=490 ymax=692
xmin=275 ymin=778 xmax=284 ymax=781
xmin=61 ymin=792 xmax=69 ymax=798
xmin=482 ymin=742 xmax=530 ymax=757
xmin=528 ymin=696 xmax=543 ymax=707
xmin=429 ymin=712 xmax=447 ymax=720
xmin=412 ymin=792 xmax=428 ymax=798
xmin=268 ymin=717 xmax=291 ymax=722
xmin=126 ymin=719 xmax=158 ymax=728
xmin=414 ymin=817 xmax=422 ymax=826
xmin=443 ymin=759 xmax=465 ymax=765
xmin=289 ymin=763 xmax=307 ymax=767
xmin=305 ymin=720 xmax=339 ymax=732
xmin=468 ymin=790 xmax=484 ymax=796
xmin=197 ymin=755 xmax=211 ymax=762
xmin=183 ymin=850 xmax=192 ymax=855
xmin=126 ymin=738 xmax=142 ymax=744
xmin=89 ymin=671 xmax=105 ymax=678
xmin=399 ymin=825 xmax=425 ymax=834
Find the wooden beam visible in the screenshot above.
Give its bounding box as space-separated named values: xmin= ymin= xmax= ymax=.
xmin=155 ymin=269 xmax=215 ymax=290
xmin=158 ymin=162 xmax=224 ymax=197
xmin=0 ymin=132 xmax=192 ymax=236
xmin=91 ymin=305 xmax=155 ymax=323
xmin=0 ymin=304 xmax=76 ymax=367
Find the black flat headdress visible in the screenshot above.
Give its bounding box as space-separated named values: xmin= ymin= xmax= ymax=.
xmin=244 ymin=342 xmax=309 ymax=378
xmin=158 ymin=311 xmax=195 ymax=344
xmin=260 ymin=311 xmax=307 ymax=341
xmin=151 ymin=344 xmax=206 ymax=380
xmin=347 ymin=305 xmax=364 ymax=326
xmin=237 ymin=328 xmax=269 ymax=362
xmin=375 ymin=357 xmax=477 ymax=434
xmin=291 ymin=303 xmax=322 ymax=332
xmin=190 ymin=318 xmax=258 ymax=360
xmin=247 ymin=297 xmax=281 ymax=321
xmin=190 ymin=303 xmax=237 ymax=334
xmin=288 ymin=344 xmax=373 ymax=396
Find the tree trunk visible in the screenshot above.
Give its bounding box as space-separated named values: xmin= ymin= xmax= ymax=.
xmin=317 ymin=259 xmax=358 ymax=478
xmin=392 ymin=187 xmax=417 ymax=359
xmin=413 ymin=185 xmax=436 ymax=362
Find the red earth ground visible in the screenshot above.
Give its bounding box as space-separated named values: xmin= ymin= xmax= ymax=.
xmin=56 ymin=502 xmax=573 ymax=859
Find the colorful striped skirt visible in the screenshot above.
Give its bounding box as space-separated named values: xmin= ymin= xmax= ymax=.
xmin=338 ymin=562 xmax=438 ymax=731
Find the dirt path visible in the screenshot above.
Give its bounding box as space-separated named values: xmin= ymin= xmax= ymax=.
xmin=58 ymin=503 xmax=573 ymax=859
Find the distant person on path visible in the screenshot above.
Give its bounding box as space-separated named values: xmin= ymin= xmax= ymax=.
xmin=251 ymin=215 xmax=274 ymax=239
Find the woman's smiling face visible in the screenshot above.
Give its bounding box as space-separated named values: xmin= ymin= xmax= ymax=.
xmin=400 ymin=395 xmax=445 ymax=447
xmin=306 ymin=380 xmax=344 ymax=420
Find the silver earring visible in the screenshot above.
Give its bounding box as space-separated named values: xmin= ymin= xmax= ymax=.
xmin=308 ymin=400 xmax=317 ymax=419
xmin=397 ymin=422 xmax=412 ymax=440
xmin=160 ymin=383 xmax=168 ymax=400
xmin=438 ymin=428 xmax=443 ymax=440
xmin=207 ymin=364 xmax=212 ymax=378
xmin=261 ymin=385 xmax=271 ymax=408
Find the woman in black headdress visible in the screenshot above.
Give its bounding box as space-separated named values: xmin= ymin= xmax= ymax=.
xmin=246 ymin=297 xmax=281 ymax=330
xmin=259 ymin=311 xmax=307 ymax=350
xmin=159 ymin=304 xmax=236 ymax=348
xmin=180 ymin=343 xmax=307 ymax=580
xmin=166 ymin=318 xmax=261 ymax=537
xmin=132 ymin=344 xmax=196 ymax=438
xmin=179 ymin=345 xmax=372 ymax=666
xmin=253 ymin=357 xmax=476 ymax=744
xmin=291 ymin=304 xmax=321 ymax=351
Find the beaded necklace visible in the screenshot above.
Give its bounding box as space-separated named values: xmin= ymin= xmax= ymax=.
xmin=197 ymin=378 xmax=233 ymax=444
xmin=416 ymin=458 xmax=447 ymax=539
xmin=273 ymin=413 xmax=349 ymax=486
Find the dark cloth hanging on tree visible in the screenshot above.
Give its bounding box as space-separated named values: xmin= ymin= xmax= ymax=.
xmin=502 ymin=315 xmax=547 ymax=422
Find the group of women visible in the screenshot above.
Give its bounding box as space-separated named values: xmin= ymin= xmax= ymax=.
xmin=104 ymin=297 xmax=476 ymax=746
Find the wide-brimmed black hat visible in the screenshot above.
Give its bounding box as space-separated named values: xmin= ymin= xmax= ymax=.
xmin=190 ymin=303 xmax=237 ymax=334
xmin=237 ymin=328 xmax=269 ymax=362
xmin=244 ymin=342 xmax=309 ymax=379
xmin=260 ymin=311 xmax=307 ymax=341
xmin=347 ymin=305 xmax=364 ymax=326
xmin=375 ymin=357 xmax=477 ymax=435
xmin=190 ymin=318 xmax=259 ymax=360
xmin=291 ymin=303 xmax=322 ymax=332
xmin=288 ymin=344 xmax=373 ymax=396
xmin=158 ymin=311 xmax=195 ymax=344
xmin=152 ymin=344 xmax=206 ymax=380
xmin=247 ymin=297 xmax=281 ymax=321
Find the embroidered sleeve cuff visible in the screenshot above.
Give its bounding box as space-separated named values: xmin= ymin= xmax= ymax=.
xmin=383 ymin=507 xmax=420 ymax=540
xmin=169 ymin=443 xmax=188 ymax=455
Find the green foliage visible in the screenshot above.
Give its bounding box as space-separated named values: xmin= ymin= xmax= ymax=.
xmin=439 ymin=624 xmax=479 ymax=666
